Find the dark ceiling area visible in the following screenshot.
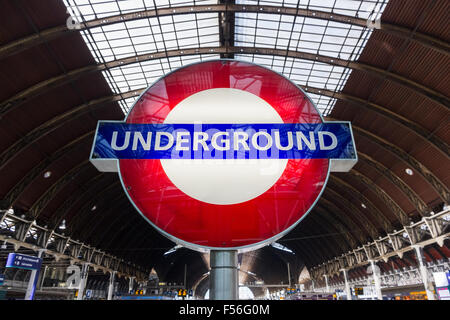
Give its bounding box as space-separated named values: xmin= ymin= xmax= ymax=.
xmin=0 ymin=0 xmax=448 ymax=293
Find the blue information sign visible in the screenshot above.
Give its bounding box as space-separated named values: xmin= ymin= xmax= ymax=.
xmin=6 ymin=253 xmax=42 ymax=270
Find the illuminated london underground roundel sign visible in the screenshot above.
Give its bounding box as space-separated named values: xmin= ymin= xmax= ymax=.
xmin=90 ymin=60 xmax=357 ymax=252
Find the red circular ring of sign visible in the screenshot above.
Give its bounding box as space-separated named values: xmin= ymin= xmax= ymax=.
xmin=119 ymin=60 xmax=329 ymax=251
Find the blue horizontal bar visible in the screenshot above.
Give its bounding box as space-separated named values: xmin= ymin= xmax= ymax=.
xmin=91 ymin=122 xmax=356 ymax=160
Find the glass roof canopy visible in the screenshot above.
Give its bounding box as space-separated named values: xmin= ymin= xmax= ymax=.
xmin=63 ymin=0 xmax=388 ymax=115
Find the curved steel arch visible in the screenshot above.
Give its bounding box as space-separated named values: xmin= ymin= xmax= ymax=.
xmin=322 ymin=188 xmax=379 ymax=239
xmin=92 ymin=204 xmax=142 ymax=249
xmin=105 ymin=219 xmax=174 ymax=271
xmin=281 ymin=237 xmax=324 ymax=269
xmin=89 ymin=209 xmax=150 ymax=266
xmin=0 ymin=91 xmax=149 ymax=173
xmin=17 ymin=146 xmax=416 ymax=262
xmin=87 ymin=192 xmax=363 ymax=269
xmin=284 ymin=219 xmax=341 ymax=263
xmin=328 ymin=174 xmax=393 ymax=233
xmin=1 ymin=46 xmax=448 ymax=121
xmin=0 ymin=111 xmax=438 ymax=250
xmin=298 ymin=211 xmax=349 ymax=255
xmin=51 ymin=171 xmax=380 ymax=264
xmin=109 ymin=225 xmax=169 ymax=270
xmin=49 ymin=173 xmax=109 ymax=229
xmin=0 ymin=92 xmax=135 ymax=171
xmin=318 ymin=199 xmax=366 ymax=245
xmin=96 ymin=213 xmax=144 ymax=249
xmin=28 ymin=159 xmax=92 ymax=219
xmin=1 ymin=77 xmax=447 ymax=178
xmin=70 ymin=176 xmax=379 ymax=253
xmin=347 ymin=170 xmax=410 ymax=227
xmin=85 ymin=194 xmax=134 ymax=244
xmin=2 ymin=77 xmax=447 ymax=193
xmin=338 ymin=158 xmax=416 ymax=224
xmin=346 ymin=123 xmax=450 ymax=204
xmin=73 ymin=184 xmax=351 ymax=268
xmin=357 ymin=152 xmax=429 ymax=216
xmin=71 ymin=182 xmax=124 ymax=238
xmin=306 ymin=87 xmax=450 ymax=159
xmin=1 ymin=3 xmax=448 ymax=60
xmin=1 ymin=86 xmax=445 ymax=229
xmin=312 ymin=206 xmax=359 ymax=250
xmin=83 ymin=198 xmax=132 ymax=246
xmin=0 ymin=5 xmax=446 ymax=270
xmin=3 ymin=51 xmax=445 ymax=221
xmin=2 ymin=130 xmax=94 ymax=209
xmin=6 ymin=103 xmax=442 ymax=258
xmin=104 ymin=194 xmax=342 ymax=267
xmin=296 ymin=236 xmax=335 ymax=267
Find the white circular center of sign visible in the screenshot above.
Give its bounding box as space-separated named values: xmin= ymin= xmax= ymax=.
xmin=161 ymin=88 xmax=288 ymax=205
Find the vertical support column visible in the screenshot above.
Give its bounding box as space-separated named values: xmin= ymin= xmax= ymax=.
xmin=324 ymin=274 xmax=329 ymax=292
xmin=341 ymin=269 xmax=352 ymax=300
xmin=210 ymin=250 xmax=238 ymax=300
xmin=412 ymin=245 xmax=435 ymax=300
xmin=369 ymin=260 xmax=383 ymax=300
xmin=128 ymin=276 xmax=135 ymax=294
xmin=39 ymin=265 xmax=48 ymax=290
xmin=287 ymin=262 xmax=291 ymax=288
xmin=107 ymin=270 xmax=116 ymax=300
xmin=77 ymin=263 xmax=89 ymax=300
xmin=184 ymin=264 xmax=187 ymax=289
xmin=24 ymin=249 xmax=44 ymax=300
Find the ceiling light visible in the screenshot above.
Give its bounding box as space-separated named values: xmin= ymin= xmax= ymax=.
xmin=405 ymin=168 xmax=413 ymax=176
xmin=91 ymin=205 xmax=97 ymax=211
xmin=43 ymin=171 xmax=52 ymax=178
xmin=361 ymin=203 xmax=367 ymax=209
xmin=59 ymin=219 xmax=66 ymax=230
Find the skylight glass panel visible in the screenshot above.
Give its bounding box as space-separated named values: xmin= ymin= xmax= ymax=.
xmin=235 ymin=11 xmax=378 ymax=60
xmin=111 ymin=53 xmax=220 ymax=114
xmin=235 ymin=54 xmax=349 ymax=115
xmin=64 ymin=0 xmax=388 ymax=116
xmin=63 ymin=0 xmax=221 ymax=115
xmin=75 ymin=12 xmax=218 ymax=63
xmin=235 ymin=0 xmax=388 ymax=115
xmin=65 ymin=0 xmax=217 ymax=22
xmin=237 ymin=0 xmax=386 ymax=20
